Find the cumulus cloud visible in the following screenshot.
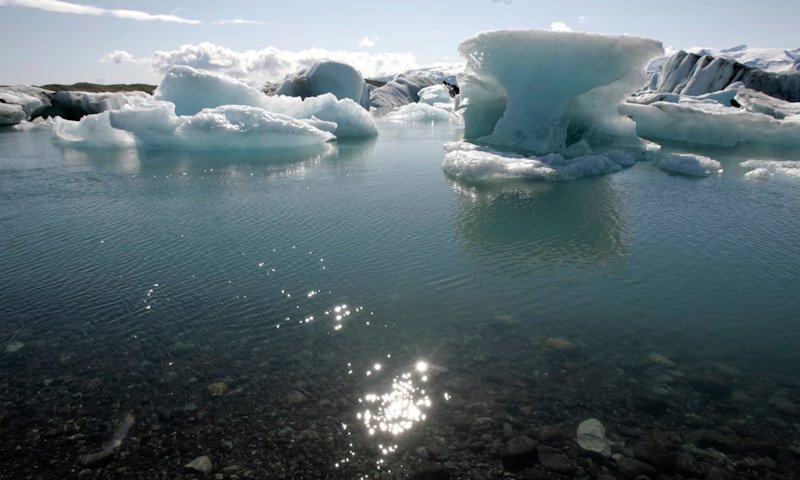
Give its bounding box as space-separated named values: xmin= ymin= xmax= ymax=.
xmin=0 ymin=0 xmax=200 ymax=23
xmin=104 ymin=42 xmax=423 ymax=81
xmin=358 ymin=36 xmax=377 ymax=48
xmin=100 ymin=50 xmax=140 ymax=64
xmin=550 ymin=21 xmax=573 ymax=32
xmin=578 ymin=15 xmax=588 ymax=24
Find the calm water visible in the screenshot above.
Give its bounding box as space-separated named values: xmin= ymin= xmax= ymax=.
xmin=1 ymin=122 xmax=799 ymax=478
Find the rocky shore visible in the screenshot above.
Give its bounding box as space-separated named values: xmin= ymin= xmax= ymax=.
xmin=1 ymin=313 xmax=798 ymax=479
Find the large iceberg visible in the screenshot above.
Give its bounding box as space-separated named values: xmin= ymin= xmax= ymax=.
xmin=0 ymin=85 xmax=52 ymax=125
xmin=458 ymin=30 xmax=663 ymax=155
xmin=445 ymin=30 xmax=662 ymax=181
xmin=275 ymin=61 xmax=370 ymax=110
xmin=653 ymin=50 xmax=800 ymax=101
xmin=369 ymin=74 xmax=438 ymax=109
xmin=52 ymin=65 xmax=376 ymax=149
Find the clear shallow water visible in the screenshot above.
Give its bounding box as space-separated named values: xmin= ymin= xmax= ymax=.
xmin=1 ymin=122 xmax=799 ymax=478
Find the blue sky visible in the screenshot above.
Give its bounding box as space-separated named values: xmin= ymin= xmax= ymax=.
xmin=1 ymin=0 xmax=797 ymax=85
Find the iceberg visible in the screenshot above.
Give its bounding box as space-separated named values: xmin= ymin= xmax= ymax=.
xmin=0 ymin=85 xmax=51 ymax=124
xmin=444 ymin=29 xmax=661 ymax=181
xmin=651 ymin=152 xmax=722 ymax=177
xmin=369 ymin=74 xmax=438 ymax=109
xmin=654 ymin=50 xmax=800 ymax=101
xmin=275 ymin=61 xmax=370 ymax=110
xmin=740 ymin=159 xmax=800 ymax=180
xmin=458 ymin=30 xmax=662 ymax=155
xmin=442 ymin=141 xmax=637 ymax=182
xmin=156 ymin=65 xmax=377 ymax=138
xmin=620 ymin=91 xmax=800 ymax=148
xmin=383 ymin=103 xmax=458 ymax=122
xmin=51 ymin=65 xmax=376 ymax=149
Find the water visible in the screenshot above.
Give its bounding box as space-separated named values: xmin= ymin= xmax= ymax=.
xmin=1 ymin=122 xmax=799 ymax=478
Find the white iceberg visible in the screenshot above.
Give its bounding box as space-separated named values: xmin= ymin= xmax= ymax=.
xmin=275 ymin=61 xmax=370 ymax=110
xmin=741 ymin=159 xmax=800 ymax=180
xmin=51 ymin=65 xmax=376 ymax=149
xmin=620 ymin=97 xmax=800 ymax=148
xmin=458 ymin=29 xmax=662 ymax=155
xmin=651 ymin=152 xmax=722 ymax=177
xmin=442 ymin=141 xmax=636 ymax=182
xmin=383 ymin=103 xmax=458 ymax=122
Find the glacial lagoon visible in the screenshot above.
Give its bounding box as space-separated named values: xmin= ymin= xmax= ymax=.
xmin=1 ymin=121 xmax=799 ymax=478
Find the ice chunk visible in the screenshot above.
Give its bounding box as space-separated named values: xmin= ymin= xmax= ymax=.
xmin=369 ymin=74 xmax=438 ymax=108
xmin=417 ymin=85 xmax=454 ymax=108
xmin=442 ymin=141 xmax=635 ymax=182
xmin=53 ymin=111 xmax=136 ymax=148
xmin=41 ymin=91 xmax=151 ymax=121
xmin=655 ymin=50 xmax=800 ymax=102
xmin=0 ymin=85 xmax=51 ymax=122
xmin=741 ymin=159 xmax=800 ymax=181
xmin=275 ymin=61 xmax=370 ymax=110
xmin=651 ymin=152 xmax=722 ymax=177
xmin=620 ymin=99 xmax=800 ymax=148
xmin=0 ymin=102 xmax=26 ymax=125
xmin=383 ymin=103 xmax=458 ymax=122
xmin=53 ymin=102 xmax=335 ymax=150
xmin=457 ymin=30 xmax=662 ymax=155
xmin=156 ymin=66 xmax=377 ymax=138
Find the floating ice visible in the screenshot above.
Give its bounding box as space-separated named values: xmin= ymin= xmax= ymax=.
xmin=370 ymin=74 xmax=438 ymax=108
xmin=653 ymin=50 xmax=800 ymax=101
xmin=276 ymin=61 xmax=370 ymax=110
xmin=417 ymin=84 xmax=455 ymax=111
xmin=620 ymin=98 xmax=800 ymax=148
xmin=0 ymin=86 xmax=50 ymax=124
xmin=50 ymin=65 xmax=376 ymax=148
xmin=53 ymin=112 xmax=136 ymax=148
xmin=156 ymin=66 xmax=377 ymax=138
xmin=0 ymin=102 xmax=26 ymax=126
xmin=442 ymin=141 xmax=636 ymax=182
xmin=741 ymin=160 xmax=800 ymax=181
xmin=458 ymin=30 xmax=662 ymax=155
xmin=651 ymin=152 xmax=722 ymax=177
xmin=383 ymin=103 xmax=458 ymax=122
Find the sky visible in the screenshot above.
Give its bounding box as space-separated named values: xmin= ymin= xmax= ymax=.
xmin=0 ymin=0 xmax=798 ymax=85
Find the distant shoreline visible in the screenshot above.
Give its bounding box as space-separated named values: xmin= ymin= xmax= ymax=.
xmin=34 ymin=82 xmax=156 ymax=94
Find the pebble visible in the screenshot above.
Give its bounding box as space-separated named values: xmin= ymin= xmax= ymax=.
xmin=207 ymin=382 xmax=229 ymax=397
xmin=184 ymin=455 xmax=213 ymax=475
xmin=500 ymin=435 xmax=537 ymax=471
xmin=647 ymin=353 xmax=676 ymax=368
xmin=577 ymin=419 xmax=611 ymax=456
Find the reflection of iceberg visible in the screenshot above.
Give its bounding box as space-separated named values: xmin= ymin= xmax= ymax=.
xmin=59 ymin=131 xmax=377 ymax=180
xmin=452 ymin=180 xmax=629 ymax=268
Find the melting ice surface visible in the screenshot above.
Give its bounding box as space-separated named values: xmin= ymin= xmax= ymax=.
xmin=52 ymin=65 xmax=377 ymax=150
xmin=445 ymin=30 xmax=663 ymax=181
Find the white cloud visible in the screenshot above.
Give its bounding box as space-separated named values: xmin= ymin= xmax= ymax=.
xmin=0 ymin=0 xmax=200 ymax=23
xmin=578 ymin=15 xmax=588 ymax=24
xmin=358 ymin=36 xmax=377 ymax=48
xmin=105 ymin=42 xmax=423 ymax=81
xmin=214 ymin=18 xmax=269 ymax=26
xmin=100 ymin=50 xmax=140 ymax=64
xmin=550 ymin=21 xmax=573 ymax=32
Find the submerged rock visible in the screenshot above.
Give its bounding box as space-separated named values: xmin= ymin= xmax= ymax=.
xmin=577 ymin=419 xmax=611 ymax=456
xmin=184 ymin=455 xmax=213 ymax=475
xmin=207 ymin=382 xmax=229 ymax=397
xmin=647 ymin=352 xmax=677 ymax=368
